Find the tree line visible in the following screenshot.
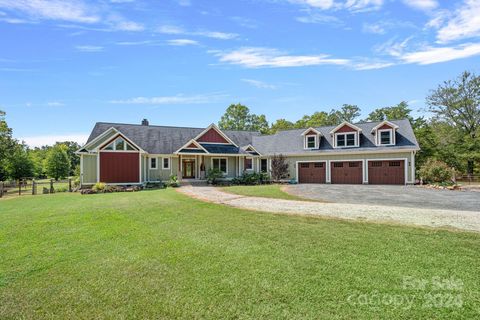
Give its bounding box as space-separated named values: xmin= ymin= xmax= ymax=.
xmin=0 ymin=112 xmax=79 ymax=181
xmin=218 ymin=71 xmax=480 ymax=175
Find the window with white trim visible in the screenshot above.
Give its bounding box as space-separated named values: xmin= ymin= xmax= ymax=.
xmin=304 ymin=135 xmax=317 ymax=149
xmin=336 ymin=133 xmax=356 ymax=147
xmin=101 ymin=137 xmax=136 ymax=151
xmin=245 ymin=157 xmax=253 ymax=170
xmin=162 ymin=157 xmax=170 ymax=170
xmin=212 ymin=158 xmax=227 ymax=174
xmin=149 ymin=157 xmax=158 ymax=169
xmin=379 ymin=129 xmax=393 ymax=145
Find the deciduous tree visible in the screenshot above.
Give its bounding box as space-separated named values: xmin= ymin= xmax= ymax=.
xmin=45 ymin=144 xmax=71 ymax=180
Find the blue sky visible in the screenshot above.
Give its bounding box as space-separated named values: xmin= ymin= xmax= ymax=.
xmin=1 ymin=0 xmax=479 ymax=147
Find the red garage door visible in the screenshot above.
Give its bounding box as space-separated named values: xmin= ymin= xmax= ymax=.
xmin=298 ymin=162 xmax=326 ymax=183
xmin=100 ymin=152 xmax=139 ymax=183
xmin=331 ymin=161 xmax=363 ymax=184
xmin=368 ymin=160 xmax=405 ymax=185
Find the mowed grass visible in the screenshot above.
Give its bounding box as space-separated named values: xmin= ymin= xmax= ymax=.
xmin=0 ymin=190 xmax=479 ymax=319
xmin=221 ymin=184 xmax=311 ymax=201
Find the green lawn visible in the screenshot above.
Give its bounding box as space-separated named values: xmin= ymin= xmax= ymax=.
xmin=221 ymin=184 xmax=313 ymax=201
xmin=0 ymin=190 xmax=479 ymax=319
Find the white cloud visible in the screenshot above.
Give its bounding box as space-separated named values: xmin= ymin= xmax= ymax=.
xmin=400 ymin=43 xmax=480 ymax=64
xmin=111 ymin=20 xmax=144 ymax=31
xmin=295 ymin=12 xmax=342 ymax=25
xmin=0 ymin=0 xmax=99 ymax=23
xmin=19 ymin=134 xmax=89 ymax=148
xmin=46 ymin=101 xmax=64 ymax=106
xmin=75 ymin=45 xmax=104 ymax=52
xmin=241 ymin=79 xmax=277 ymax=89
xmin=352 ymin=61 xmax=394 ymax=70
xmin=166 ymin=39 xmax=199 ymax=46
xmin=176 ymin=0 xmax=191 ymax=6
xmin=288 ymin=0 xmax=335 ymax=10
xmin=363 ymin=23 xmax=385 ymax=34
xmin=402 ymin=0 xmax=438 ymax=11
xmin=157 ymin=25 xmax=238 ymax=40
xmin=436 ymin=0 xmax=480 ymax=43
xmin=344 ymin=0 xmax=383 ymax=12
xmin=213 ymin=47 xmax=350 ymax=68
xmin=288 ymin=0 xmax=383 ymax=11
xmin=109 ymin=93 xmax=227 ymax=105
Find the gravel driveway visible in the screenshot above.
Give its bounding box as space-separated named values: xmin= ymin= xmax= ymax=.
xmin=284 ymin=184 xmax=480 ymax=212
xmin=178 ymin=186 xmax=480 ymax=232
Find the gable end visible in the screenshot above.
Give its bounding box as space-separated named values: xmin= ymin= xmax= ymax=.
xmin=197 ymin=128 xmax=229 ymax=143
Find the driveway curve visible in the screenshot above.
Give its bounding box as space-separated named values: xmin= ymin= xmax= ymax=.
xmin=178 ymin=186 xmax=480 ymax=233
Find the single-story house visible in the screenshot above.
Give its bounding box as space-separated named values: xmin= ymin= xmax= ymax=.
xmin=77 ymin=118 xmax=419 ymax=186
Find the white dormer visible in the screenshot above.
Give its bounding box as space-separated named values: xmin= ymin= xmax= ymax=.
xmin=371 ymin=121 xmax=399 ymax=146
xmin=329 ymin=121 xmax=362 ymax=148
xmin=301 ymin=128 xmax=321 ymax=150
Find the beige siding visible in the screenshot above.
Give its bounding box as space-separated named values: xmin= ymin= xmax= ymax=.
xmin=204 ymin=156 xmax=240 ymax=178
xmin=82 ymin=154 xmax=97 ymax=184
xmin=283 ymin=152 xmax=414 ymax=183
xmin=147 ymin=156 xmax=175 ymax=181
xmin=87 ymin=131 xmax=117 ymax=150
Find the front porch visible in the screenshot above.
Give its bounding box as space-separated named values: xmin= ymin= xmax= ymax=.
xmin=176 ymin=154 xmax=267 ymax=181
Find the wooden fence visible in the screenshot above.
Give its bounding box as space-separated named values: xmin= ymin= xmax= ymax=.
xmin=0 ymin=178 xmax=74 ymax=198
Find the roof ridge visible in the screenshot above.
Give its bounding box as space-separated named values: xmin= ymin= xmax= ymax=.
xmin=96 ymin=122 xmax=205 ymax=130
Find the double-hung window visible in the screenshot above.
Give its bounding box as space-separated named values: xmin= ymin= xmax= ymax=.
xmin=162 ymin=157 xmax=170 ymax=170
xmin=379 ymin=130 xmax=392 ymax=145
xmin=212 ymin=158 xmax=227 ymax=174
xmin=305 ymin=135 xmax=317 ymax=149
xmin=336 ymin=133 xmax=356 ymax=147
xmin=244 ymin=158 xmax=253 ymax=170
xmin=149 ymin=157 xmax=158 ymax=169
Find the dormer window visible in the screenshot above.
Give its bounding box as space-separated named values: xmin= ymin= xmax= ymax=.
xmin=371 ymin=121 xmax=398 ymax=146
xmin=335 ymin=133 xmax=356 ymax=147
xmin=302 ymin=128 xmax=321 ymax=150
xmin=305 ymin=135 xmax=317 ymax=149
xmin=379 ymin=129 xmax=393 ymax=145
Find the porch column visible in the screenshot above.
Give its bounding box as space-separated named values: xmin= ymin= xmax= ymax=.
xmin=178 ymin=154 xmax=182 ymax=180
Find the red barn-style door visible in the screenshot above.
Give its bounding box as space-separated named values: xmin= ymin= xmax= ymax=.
xmin=100 ymin=152 xmax=140 ymax=183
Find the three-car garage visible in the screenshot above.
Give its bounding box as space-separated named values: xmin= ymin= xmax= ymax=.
xmin=297 ymin=159 xmax=407 ymax=185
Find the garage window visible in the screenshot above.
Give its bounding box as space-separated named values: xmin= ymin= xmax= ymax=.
xmin=300 ymin=163 xmax=310 ymax=168
xmin=333 ymin=162 xmax=343 ymax=168
xmin=314 ymin=163 xmax=324 ymax=168
xmin=371 ymin=161 xmax=382 ymax=167
xmin=389 ymin=161 xmax=401 ymax=167
xmin=349 ymin=162 xmax=359 ymax=167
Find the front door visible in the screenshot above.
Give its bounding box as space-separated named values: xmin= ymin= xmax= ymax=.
xmin=182 ymin=160 xmax=195 ymax=179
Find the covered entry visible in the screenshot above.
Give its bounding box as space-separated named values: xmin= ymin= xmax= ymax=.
xmin=368 ymin=160 xmax=405 ymax=185
xmin=330 ymin=161 xmax=363 ymax=184
xmin=298 ymin=162 xmax=326 ymax=183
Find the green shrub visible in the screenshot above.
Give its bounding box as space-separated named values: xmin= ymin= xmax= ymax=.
xmin=55 ymin=186 xmax=68 ymax=192
xmin=419 ymin=159 xmax=454 ymax=184
xmin=232 ymin=172 xmax=270 ymax=185
xmin=92 ymin=182 xmax=106 ymax=192
xmin=206 ymin=168 xmax=224 ymax=185
xmin=73 ymin=177 xmax=80 ymax=187
xmin=168 ymin=175 xmax=180 ymax=188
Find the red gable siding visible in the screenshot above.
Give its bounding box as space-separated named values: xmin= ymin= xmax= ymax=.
xmin=378 ymin=124 xmax=393 ymax=130
xmin=304 ymin=130 xmax=318 ymax=135
xmin=336 ymin=124 xmax=358 ymax=133
xmin=100 ymin=152 xmax=139 ymax=183
xmin=187 ymin=143 xmax=198 ymax=148
xmin=197 ymin=128 xmax=229 ymax=143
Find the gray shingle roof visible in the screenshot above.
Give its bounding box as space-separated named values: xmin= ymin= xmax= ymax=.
xmin=251 ymin=119 xmax=419 ymax=155
xmin=85 ymin=119 xmax=419 ymax=155
xmin=86 ymin=122 xmax=259 ymax=154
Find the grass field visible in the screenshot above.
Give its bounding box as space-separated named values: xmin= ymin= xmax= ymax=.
xmin=0 ymin=189 xmax=479 ymax=319
xmin=221 ymin=184 xmax=312 ymax=201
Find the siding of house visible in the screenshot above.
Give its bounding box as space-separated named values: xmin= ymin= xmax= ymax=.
xmin=204 ymin=156 xmax=239 ymax=178
xmin=283 ymin=151 xmax=414 ymax=183
xmin=82 ymin=154 xmax=97 ymax=184
xmin=147 ymin=156 xmax=177 ymax=181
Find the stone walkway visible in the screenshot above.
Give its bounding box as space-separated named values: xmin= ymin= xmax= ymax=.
xmin=178 ymin=186 xmax=480 ymax=233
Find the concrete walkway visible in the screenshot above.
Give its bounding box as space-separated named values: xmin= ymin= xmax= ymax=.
xmin=178 ymin=186 xmax=480 ymax=233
